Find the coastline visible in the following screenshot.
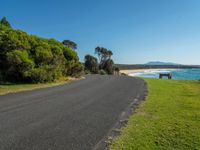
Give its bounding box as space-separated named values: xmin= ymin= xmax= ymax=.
xmin=120 ymin=68 xmax=177 ymax=75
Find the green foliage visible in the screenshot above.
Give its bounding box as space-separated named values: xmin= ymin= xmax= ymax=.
xmin=34 ymin=46 xmax=53 ymax=65
xmin=7 ymin=50 xmax=34 ymax=68
xmin=6 ymin=50 xmax=34 ymax=81
xmin=99 ymin=69 xmax=107 ymax=75
xmin=63 ymin=47 xmax=79 ymax=61
xmin=25 ymin=65 xmax=63 ymax=83
xmin=110 ymin=79 xmax=200 ymax=150
xmin=0 ymin=29 xmax=31 ymax=54
xmin=95 ymin=46 xmax=113 ymax=64
xmin=62 ymin=39 xmax=77 ymax=50
xmin=0 ymin=17 xmax=11 ymax=28
xmin=85 ymin=46 xmax=116 ymax=75
xmin=0 ymin=17 xmax=83 ymax=83
xmin=102 ymin=59 xmax=114 ymax=74
xmin=48 ymin=38 xmax=63 ymax=55
xmin=65 ymin=61 xmax=84 ymax=77
xmin=84 ymin=54 xmax=99 ymax=73
xmin=94 ymin=46 xmax=116 ymax=74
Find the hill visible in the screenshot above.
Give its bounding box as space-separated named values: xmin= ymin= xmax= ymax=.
xmin=146 ymin=61 xmax=179 ymax=65
xmin=116 ymin=64 xmax=200 ymax=70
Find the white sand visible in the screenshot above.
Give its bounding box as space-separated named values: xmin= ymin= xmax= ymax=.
xmin=120 ymin=68 xmax=177 ymax=75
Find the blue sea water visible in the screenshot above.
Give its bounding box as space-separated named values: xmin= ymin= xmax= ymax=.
xmin=129 ymin=68 xmax=200 ymax=80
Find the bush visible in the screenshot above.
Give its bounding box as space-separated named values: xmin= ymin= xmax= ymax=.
xmin=99 ymin=69 xmax=107 ymax=75
xmin=63 ymin=47 xmax=79 ymax=61
xmin=71 ymin=62 xmax=84 ymax=77
xmin=84 ymin=69 xmax=91 ymax=74
xmin=102 ymin=59 xmax=114 ymax=74
xmin=25 ymin=65 xmax=63 ymax=83
xmin=65 ymin=61 xmax=84 ymax=77
xmin=26 ymin=67 xmax=48 ymax=83
xmin=6 ymin=50 xmax=34 ymax=81
xmin=34 ymin=46 xmax=53 ymax=65
xmin=84 ymin=54 xmax=99 ymax=74
xmin=0 ymin=17 xmax=83 ymax=83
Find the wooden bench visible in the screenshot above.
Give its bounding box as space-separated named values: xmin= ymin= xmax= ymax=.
xmin=159 ymin=73 xmax=172 ymax=79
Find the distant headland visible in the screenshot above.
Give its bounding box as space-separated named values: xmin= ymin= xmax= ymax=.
xmin=117 ymin=61 xmax=200 ymax=70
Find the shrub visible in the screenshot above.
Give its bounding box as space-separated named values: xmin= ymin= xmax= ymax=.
xmin=84 ymin=69 xmax=91 ymax=74
xmin=25 ymin=65 xmax=63 ymax=83
xmin=6 ymin=50 xmax=34 ymax=81
xmin=34 ymin=46 xmax=53 ymax=65
xmin=102 ymin=59 xmax=114 ymax=74
xmin=99 ymin=69 xmax=107 ymax=75
xmin=0 ymin=17 xmax=83 ymax=83
xmin=84 ymin=54 xmax=99 ymax=74
xmin=63 ymin=47 xmax=78 ymax=61
xmin=65 ymin=61 xmax=84 ymax=77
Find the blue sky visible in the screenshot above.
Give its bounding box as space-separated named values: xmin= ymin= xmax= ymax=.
xmin=1 ymin=0 xmax=200 ymax=64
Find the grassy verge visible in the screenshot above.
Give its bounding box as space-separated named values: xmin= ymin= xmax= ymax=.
xmin=0 ymin=77 xmax=82 ymax=95
xmin=110 ymin=79 xmax=200 ymax=150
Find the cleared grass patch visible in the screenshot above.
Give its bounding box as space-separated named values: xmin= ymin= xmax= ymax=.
xmin=110 ymin=79 xmax=200 ymax=150
xmin=0 ymin=77 xmax=82 ymax=95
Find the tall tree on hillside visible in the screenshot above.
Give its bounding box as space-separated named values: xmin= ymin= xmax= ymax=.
xmin=62 ymin=40 xmax=77 ymax=50
xmin=0 ymin=17 xmax=11 ymax=28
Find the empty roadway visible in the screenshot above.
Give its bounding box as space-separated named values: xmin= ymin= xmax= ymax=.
xmin=0 ymin=75 xmax=146 ymax=150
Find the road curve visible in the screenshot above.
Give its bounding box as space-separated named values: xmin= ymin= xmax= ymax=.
xmin=0 ymin=75 xmax=146 ymax=150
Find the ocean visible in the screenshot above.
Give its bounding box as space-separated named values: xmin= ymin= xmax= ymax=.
xmin=129 ymin=68 xmax=200 ymax=80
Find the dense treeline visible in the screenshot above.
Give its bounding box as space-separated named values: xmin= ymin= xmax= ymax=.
xmin=116 ymin=64 xmax=200 ymax=70
xmin=0 ymin=17 xmax=83 ymax=83
xmin=84 ymin=47 xmax=119 ymax=75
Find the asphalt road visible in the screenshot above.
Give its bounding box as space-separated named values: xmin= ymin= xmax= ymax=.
xmin=0 ymin=75 xmax=146 ymax=150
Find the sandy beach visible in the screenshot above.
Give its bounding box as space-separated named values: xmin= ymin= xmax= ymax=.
xmin=120 ymin=68 xmax=177 ymax=75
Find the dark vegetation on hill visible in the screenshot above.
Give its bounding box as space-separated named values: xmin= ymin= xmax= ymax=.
xmin=0 ymin=17 xmax=83 ymax=83
xmin=116 ymin=64 xmax=200 ymax=70
xmin=145 ymin=61 xmax=180 ymax=65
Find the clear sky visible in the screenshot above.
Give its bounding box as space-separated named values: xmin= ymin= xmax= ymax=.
xmin=1 ymin=0 xmax=200 ymax=64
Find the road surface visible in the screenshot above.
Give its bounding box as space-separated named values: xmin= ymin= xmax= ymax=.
xmin=0 ymin=75 xmax=146 ymax=150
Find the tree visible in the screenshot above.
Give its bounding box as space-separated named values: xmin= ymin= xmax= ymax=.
xmin=95 ymin=46 xmax=101 ymax=62
xmin=95 ymin=47 xmax=113 ymax=64
xmin=107 ymin=50 xmax=113 ymax=59
xmin=6 ymin=50 xmax=34 ymax=81
xmin=102 ymin=59 xmax=114 ymax=74
xmin=62 ymin=40 xmax=77 ymax=50
xmin=0 ymin=18 xmax=83 ymax=83
xmin=84 ymin=55 xmax=99 ymax=73
xmin=64 ymin=61 xmax=84 ymax=77
xmin=0 ymin=17 xmax=11 ymax=28
xmin=63 ymin=47 xmax=79 ymax=61
xmin=113 ymin=66 xmax=120 ymax=75
xmin=34 ymin=46 xmax=53 ymax=65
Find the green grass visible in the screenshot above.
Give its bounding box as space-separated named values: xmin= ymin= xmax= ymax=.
xmin=110 ymin=79 xmax=200 ymax=150
xmin=0 ymin=77 xmax=80 ymax=95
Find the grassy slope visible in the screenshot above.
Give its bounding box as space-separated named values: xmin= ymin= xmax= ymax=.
xmin=110 ymin=79 xmax=200 ymax=150
xmin=0 ymin=77 xmax=80 ymax=95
